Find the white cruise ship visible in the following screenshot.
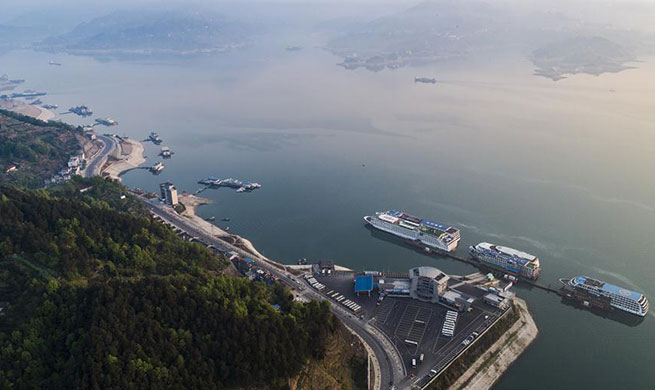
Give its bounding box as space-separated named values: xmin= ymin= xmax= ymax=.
xmin=567 ymin=276 xmax=649 ymax=317
xmin=364 ymin=210 xmax=460 ymax=252
xmin=469 ymin=242 xmax=540 ymax=280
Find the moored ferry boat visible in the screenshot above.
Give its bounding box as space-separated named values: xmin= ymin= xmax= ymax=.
xmin=469 ymin=242 xmax=540 ymax=280
xmin=364 ymin=210 xmax=460 ymax=252
xmin=149 ymin=132 xmax=162 ymax=144
xmin=564 ymin=276 xmax=649 ymax=317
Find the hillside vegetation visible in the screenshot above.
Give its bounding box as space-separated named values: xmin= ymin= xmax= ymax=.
xmin=0 ymin=183 xmax=338 ymax=389
xmin=0 ymin=110 xmax=81 ymax=188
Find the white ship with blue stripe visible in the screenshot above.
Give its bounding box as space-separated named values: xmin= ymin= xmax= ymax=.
xmin=568 ymin=276 xmax=649 ymax=317
xmin=364 ymin=210 xmax=460 ymax=252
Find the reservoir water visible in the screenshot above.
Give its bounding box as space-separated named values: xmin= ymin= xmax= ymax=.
xmin=1 ymin=45 xmax=654 ymax=389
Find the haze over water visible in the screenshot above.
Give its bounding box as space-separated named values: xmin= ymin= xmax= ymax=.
xmin=2 ymin=40 xmax=654 ymax=388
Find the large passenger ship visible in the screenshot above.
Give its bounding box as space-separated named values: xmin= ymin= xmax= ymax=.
xmin=469 ymin=242 xmax=541 ymax=280
xmin=564 ymin=276 xmax=649 ymax=317
xmin=364 ymin=210 xmax=460 ymax=252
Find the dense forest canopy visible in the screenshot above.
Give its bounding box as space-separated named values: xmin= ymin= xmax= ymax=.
xmin=0 ymin=182 xmax=337 ymax=389
xmin=0 ymin=182 xmax=222 ymax=279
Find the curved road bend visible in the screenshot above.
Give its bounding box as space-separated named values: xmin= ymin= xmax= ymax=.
xmin=142 ymin=199 xmax=406 ymax=390
xmin=85 ymin=135 xmax=117 ymax=177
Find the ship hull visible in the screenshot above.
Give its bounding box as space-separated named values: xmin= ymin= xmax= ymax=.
xmin=468 ymin=247 xmax=540 ymax=280
xmin=364 ymin=216 xmax=458 ymax=252
xmin=565 ymin=277 xmax=649 ymax=317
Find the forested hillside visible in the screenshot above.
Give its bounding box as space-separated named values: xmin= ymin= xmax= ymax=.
xmin=0 ymin=109 xmax=81 ymax=188
xmin=0 ymin=183 xmax=338 ymax=389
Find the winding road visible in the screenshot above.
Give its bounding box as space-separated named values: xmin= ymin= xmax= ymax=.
xmin=140 ymin=197 xmax=407 ymax=390
xmin=84 ymin=134 xmax=117 ymax=177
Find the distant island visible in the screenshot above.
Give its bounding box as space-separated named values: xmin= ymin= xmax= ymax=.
xmin=531 ymin=36 xmax=636 ymax=81
xmin=327 ymin=0 xmax=654 ymax=79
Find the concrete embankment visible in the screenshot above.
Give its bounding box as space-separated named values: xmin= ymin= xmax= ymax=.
xmin=449 ymin=298 xmax=538 ymax=390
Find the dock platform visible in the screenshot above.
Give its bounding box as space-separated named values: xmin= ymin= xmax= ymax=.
xmin=402 ymin=240 xmax=563 ymax=296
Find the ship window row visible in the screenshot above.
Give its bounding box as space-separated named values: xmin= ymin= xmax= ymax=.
xmin=577 ymin=285 xmax=642 ymax=310
xmin=480 ymin=251 xmax=534 ymax=265
xmin=611 ymin=297 xmax=640 ymax=310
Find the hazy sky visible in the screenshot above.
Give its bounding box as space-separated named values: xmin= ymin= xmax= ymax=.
xmin=2 ymin=0 xmax=655 ymax=32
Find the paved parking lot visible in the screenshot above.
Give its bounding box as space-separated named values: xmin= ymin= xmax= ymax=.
xmin=314 ymin=271 xmax=507 ymax=388
xmin=375 ymin=295 xmax=505 ymax=385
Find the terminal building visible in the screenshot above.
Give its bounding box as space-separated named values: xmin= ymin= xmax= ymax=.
xmin=373 ymin=266 xmax=476 ymax=312
xmin=159 ymin=182 xmax=178 ymax=206
xmin=409 ymin=266 xmax=449 ymax=303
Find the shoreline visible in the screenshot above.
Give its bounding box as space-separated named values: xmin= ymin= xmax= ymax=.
xmin=178 ymin=193 xmax=303 ymax=266
xmin=449 ymin=298 xmax=538 ymax=390
xmin=178 ymin=192 xmax=231 ymax=238
xmin=102 ymin=137 xmax=146 ymax=180
xmin=168 ymin=192 xmax=536 ymax=390
xmin=0 ymin=99 xmax=56 ymax=121
xmin=181 ymin=194 xmax=353 ymax=270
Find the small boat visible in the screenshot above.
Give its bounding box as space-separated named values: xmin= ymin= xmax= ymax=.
xmin=149 ymin=162 xmax=165 ymax=173
xmin=221 ymin=217 xmax=231 ymax=222
xmin=148 ymin=132 xmax=162 ymax=144
xmin=204 ymin=216 xmax=216 ymax=222
xmin=95 ymin=118 xmax=118 ymax=126
xmin=414 ymin=76 xmax=437 ymax=84
xmin=69 ymin=105 xmax=93 ymax=117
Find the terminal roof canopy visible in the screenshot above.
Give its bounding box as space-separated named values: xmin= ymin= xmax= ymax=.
xmin=354 ymin=274 xmax=374 ymax=293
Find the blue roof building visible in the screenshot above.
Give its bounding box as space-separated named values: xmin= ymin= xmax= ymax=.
xmin=354 ymin=274 xmax=374 ymax=296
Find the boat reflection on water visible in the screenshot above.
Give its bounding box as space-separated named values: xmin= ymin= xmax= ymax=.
xmin=559 ymin=297 xmax=646 ymax=327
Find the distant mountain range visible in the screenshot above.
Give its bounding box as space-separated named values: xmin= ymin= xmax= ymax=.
xmin=36 ymin=7 xmax=252 ymax=57
xmin=0 ymin=24 xmax=49 ymax=56
xmin=326 ymin=0 xmax=654 ymax=79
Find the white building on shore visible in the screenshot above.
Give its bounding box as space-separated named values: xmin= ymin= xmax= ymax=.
xmin=159 ymin=182 xmax=178 ymax=206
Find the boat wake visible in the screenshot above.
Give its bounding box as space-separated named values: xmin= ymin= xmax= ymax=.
xmin=457 ymin=222 xmax=551 ymax=252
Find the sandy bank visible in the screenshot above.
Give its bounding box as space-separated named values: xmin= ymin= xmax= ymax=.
xmin=177 ymin=193 xmax=285 ymax=266
xmin=450 ymin=298 xmax=538 ymax=390
xmin=178 ymin=193 xmax=231 ymax=237
xmin=178 ymin=194 xmax=353 ymax=271
xmin=0 ymin=99 xmax=56 ymax=121
xmin=178 ymin=192 xmax=212 ymax=216
xmin=103 ymin=138 xmax=146 ymax=180
xmin=287 ymin=264 xmax=353 ymax=272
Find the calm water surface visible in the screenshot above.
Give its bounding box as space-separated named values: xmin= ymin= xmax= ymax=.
xmin=2 ymin=45 xmax=654 ymax=389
